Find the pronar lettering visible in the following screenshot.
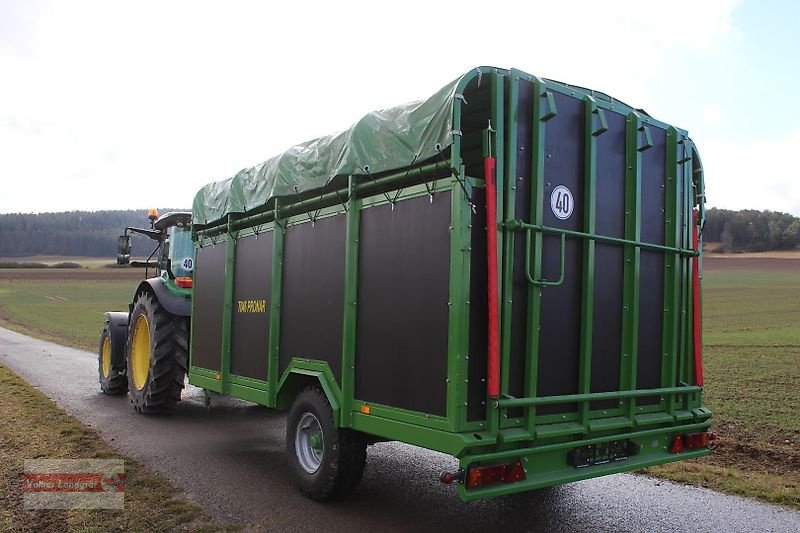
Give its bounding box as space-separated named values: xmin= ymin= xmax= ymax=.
xmin=237 ymin=299 xmax=267 ymax=313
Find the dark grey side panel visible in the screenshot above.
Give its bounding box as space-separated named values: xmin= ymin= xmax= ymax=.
xmin=537 ymin=92 xmax=585 ymax=415
xmin=191 ymin=243 xmax=226 ymax=371
xmin=279 ymin=216 xmax=346 ymax=381
xmin=230 ymin=233 xmax=273 ymax=381
xmin=637 ymin=126 xmax=667 ymax=405
xmin=355 ymin=192 xmax=451 ymax=417
xmin=590 ymin=110 xmax=627 ymax=410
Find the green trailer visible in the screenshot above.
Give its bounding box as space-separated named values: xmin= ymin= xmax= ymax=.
xmin=101 ymin=66 xmax=712 ymax=501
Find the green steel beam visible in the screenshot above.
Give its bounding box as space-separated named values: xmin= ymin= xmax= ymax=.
xmin=620 ymin=113 xmax=644 ymax=421
xmin=577 ymin=95 xmax=601 ymax=431
xmin=524 ymin=77 xmax=553 ymax=437
xmin=499 ymin=73 xmax=521 ymax=403
xmin=193 ymin=162 xmax=447 ymax=237
xmin=499 ymin=384 xmax=702 ymax=408
xmin=462 ymin=420 xmax=710 ymax=464
xmin=340 ymin=175 xmax=360 ymax=427
xmin=267 ymin=202 xmax=284 ymax=406
xmin=350 ymin=411 xmax=485 ymax=458
xmin=448 ymin=166 xmax=472 ymax=432
xmin=505 ymin=222 xmax=697 ymax=256
xmin=220 ymin=230 xmax=235 ymax=393
xmin=661 ymin=128 xmax=682 ymax=415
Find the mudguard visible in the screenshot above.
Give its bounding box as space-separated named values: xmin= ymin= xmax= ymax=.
xmin=103 ymin=311 xmax=129 ymax=369
xmin=134 ymin=278 xmax=191 ymax=317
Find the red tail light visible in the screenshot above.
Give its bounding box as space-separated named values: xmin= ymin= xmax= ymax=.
xmin=670 ymin=432 xmax=714 ymax=453
xmin=684 ymin=432 xmax=710 ymax=449
xmin=670 ymin=435 xmax=685 ymax=453
xmin=175 ymin=277 xmax=193 ymax=288
xmin=466 ymin=458 xmax=526 ymax=489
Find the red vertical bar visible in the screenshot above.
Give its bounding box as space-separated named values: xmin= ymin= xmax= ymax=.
xmin=485 ymin=156 xmax=500 ymax=398
xmin=692 ymin=209 xmax=704 ymax=386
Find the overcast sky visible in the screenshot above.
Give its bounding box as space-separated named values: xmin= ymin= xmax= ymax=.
xmin=1 ymin=0 xmax=798 ymax=215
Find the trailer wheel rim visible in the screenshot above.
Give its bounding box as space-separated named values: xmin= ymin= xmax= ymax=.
xmin=101 ymin=336 xmax=111 ymax=378
xmin=295 ymin=412 xmax=324 ymax=474
xmin=130 ymin=314 xmax=151 ymax=391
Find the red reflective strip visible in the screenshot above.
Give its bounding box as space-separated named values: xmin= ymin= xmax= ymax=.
xmin=484 ymin=156 xmax=500 ymax=399
xmin=692 ymin=210 xmax=703 ymax=386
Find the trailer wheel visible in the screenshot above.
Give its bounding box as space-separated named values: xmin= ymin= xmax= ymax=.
xmin=286 ymin=388 xmax=367 ymax=501
xmin=98 ymin=322 xmax=127 ymax=395
xmin=125 ymin=291 xmax=187 ymax=413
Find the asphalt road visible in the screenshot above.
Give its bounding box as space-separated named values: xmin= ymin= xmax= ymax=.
xmin=1 ymin=326 xmax=798 ymax=532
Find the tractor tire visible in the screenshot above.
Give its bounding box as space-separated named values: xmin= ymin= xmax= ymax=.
xmin=125 ymin=290 xmax=187 ymax=413
xmin=286 ymin=387 xmax=367 ymax=501
xmin=98 ymin=322 xmax=127 ymax=395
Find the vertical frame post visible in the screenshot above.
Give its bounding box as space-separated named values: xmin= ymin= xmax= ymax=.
xmin=660 ymin=128 xmax=682 ymax=415
xmin=620 ymin=113 xmax=644 ymax=421
xmin=267 ymin=201 xmax=284 ymax=406
xmin=577 ymin=96 xmax=601 ymax=430
xmin=220 ymin=217 xmax=236 ymax=393
xmin=524 ymin=78 xmax=550 ymax=437
xmin=340 ymin=176 xmax=360 ymax=427
xmin=500 ymin=73 xmax=520 ymax=406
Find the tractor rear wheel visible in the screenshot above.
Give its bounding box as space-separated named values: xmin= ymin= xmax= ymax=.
xmin=286 ymin=387 xmax=367 ymax=500
xmin=126 ymin=291 xmax=187 ymax=413
xmin=98 ymin=322 xmax=127 ymax=395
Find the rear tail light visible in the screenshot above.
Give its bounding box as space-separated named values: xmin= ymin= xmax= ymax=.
xmin=466 ymin=458 xmax=526 ymax=489
xmin=670 ymin=431 xmax=716 ymax=453
xmin=175 ymin=277 xmax=193 ymax=288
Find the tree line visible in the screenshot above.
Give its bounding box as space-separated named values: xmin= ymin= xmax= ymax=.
xmin=0 ymin=209 xmax=188 ymax=258
xmin=704 ymin=208 xmax=800 ymax=252
xmin=0 ymin=207 xmax=797 ymax=257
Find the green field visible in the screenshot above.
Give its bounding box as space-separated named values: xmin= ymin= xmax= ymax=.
xmin=0 ymin=258 xmax=798 ymax=508
xmin=0 ymin=274 xmax=138 ymax=351
xmin=646 ymin=259 xmax=800 ymax=508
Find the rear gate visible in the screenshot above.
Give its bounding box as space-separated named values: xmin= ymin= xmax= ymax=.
xmin=461 ymin=74 xmax=708 ymax=498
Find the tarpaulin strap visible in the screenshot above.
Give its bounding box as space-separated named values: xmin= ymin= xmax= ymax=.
xmin=362 ymin=166 xmax=394 ymax=207
xmin=436 ymin=148 xmax=476 ymax=213
xmin=485 ymin=156 xmax=500 ymax=399
xmin=692 ymin=209 xmax=704 ymax=386
xmin=293 ymin=186 xmax=316 ymax=225
xmin=393 ymin=153 xmax=421 ymax=204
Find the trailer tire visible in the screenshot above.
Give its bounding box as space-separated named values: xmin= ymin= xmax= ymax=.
xmin=286 ymin=387 xmax=367 ymax=501
xmin=98 ymin=322 xmax=127 ymax=395
xmin=125 ymin=291 xmax=187 ymax=413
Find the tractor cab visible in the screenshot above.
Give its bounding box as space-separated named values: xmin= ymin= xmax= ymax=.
xmin=117 ymin=210 xmax=193 ymax=287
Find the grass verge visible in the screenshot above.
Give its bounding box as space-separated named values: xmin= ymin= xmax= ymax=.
xmin=0 ymin=364 xmax=234 ymax=532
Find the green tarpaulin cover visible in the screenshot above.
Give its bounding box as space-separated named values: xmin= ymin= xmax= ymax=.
xmin=192 ymin=72 xmax=467 ymax=226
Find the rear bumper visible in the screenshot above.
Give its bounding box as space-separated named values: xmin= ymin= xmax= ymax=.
xmin=457 ymin=421 xmax=711 ymax=501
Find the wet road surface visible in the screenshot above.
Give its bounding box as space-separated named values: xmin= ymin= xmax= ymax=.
xmin=1 ymin=326 xmax=798 ymax=532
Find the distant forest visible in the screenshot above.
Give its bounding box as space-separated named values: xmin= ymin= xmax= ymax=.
xmin=704 ymin=208 xmax=800 ymax=252
xmin=0 ymin=207 xmax=797 ymax=257
xmin=0 ymin=209 xmax=188 ymax=258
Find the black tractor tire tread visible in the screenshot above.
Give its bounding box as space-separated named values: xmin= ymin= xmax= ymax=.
xmin=126 ymin=291 xmax=187 ymax=414
xmin=287 ymin=387 xmax=367 ymax=501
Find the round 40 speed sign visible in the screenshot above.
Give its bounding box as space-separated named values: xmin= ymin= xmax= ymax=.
xmin=550 ymin=185 xmax=574 ymax=220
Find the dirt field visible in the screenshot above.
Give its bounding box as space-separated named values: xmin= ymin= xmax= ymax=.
xmin=704 ymin=256 xmax=800 ymax=272
xmin=0 ymin=268 xmax=145 ymax=281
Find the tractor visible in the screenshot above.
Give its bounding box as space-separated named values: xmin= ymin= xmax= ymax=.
xmin=98 ymin=210 xmax=193 ymax=412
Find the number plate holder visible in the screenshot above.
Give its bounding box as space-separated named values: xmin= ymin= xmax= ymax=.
xmin=567 ymin=439 xmax=641 ymax=468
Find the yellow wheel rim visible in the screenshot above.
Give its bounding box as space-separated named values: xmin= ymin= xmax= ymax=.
xmin=101 ymin=336 xmax=111 ymax=378
xmin=131 ymin=314 xmax=151 ymax=391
